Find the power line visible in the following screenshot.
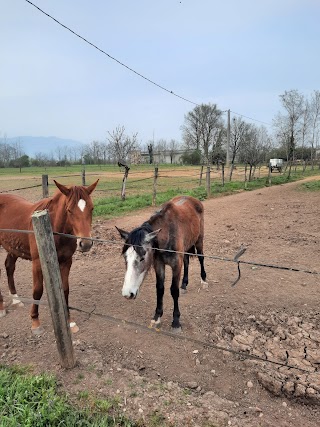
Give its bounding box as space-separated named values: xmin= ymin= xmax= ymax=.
xmin=24 ymin=1 xmax=273 ymax=127
xmin=230 ymin=110 xmax=273 ymax=127
xmin=24 ymin=0 xmax=198 ymax=106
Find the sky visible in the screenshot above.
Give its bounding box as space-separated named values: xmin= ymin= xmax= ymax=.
xmin=1 ymin=0 xmax=320 ymax=147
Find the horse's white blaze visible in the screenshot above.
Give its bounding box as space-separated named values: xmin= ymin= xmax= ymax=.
xmin=78 ymin=199 xmax=86 ymax=212
xmin=122 ymin=247 xmax=146 ymax=298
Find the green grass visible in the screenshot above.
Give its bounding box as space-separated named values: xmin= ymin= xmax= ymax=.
xmin=300 ymin=180 xmax=320 ymax=191
xmin=0 ymin=365 xmax=137 ymax=427
xmin=93 ymin=167 xmax=320 ymax=219
xmin=94 ymin=186 xmax=207 ymax=218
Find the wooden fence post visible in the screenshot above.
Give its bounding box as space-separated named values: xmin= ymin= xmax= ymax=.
xmin=152 ymin=166 xmax=158 ymax=206
xmin=206 ymin=166 xmax=211 ymax=197
xmin=31 ymin=210 xmax=76 ymax=369
xmin=199 ymin=165 xmax=204 ymax=186
xmin=82 ymin=158 xmax=86 ymax=186
xmin=221 ymin=162 xmax=225 ymax=187
xmin=120 ymin=164 xmax=130 ymax=200
xmin=268 ymin=164 xmax=272 ymax=186
xmin=244 ymin=164 xmax=248 ymax=189
xmin=42 ymin=174 xmax=49 ymax=198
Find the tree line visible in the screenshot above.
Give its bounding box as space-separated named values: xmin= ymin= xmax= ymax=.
xmin=1 ymin=90 xmax=319 ymax=173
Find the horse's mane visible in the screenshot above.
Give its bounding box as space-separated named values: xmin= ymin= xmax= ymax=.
xmin=149 ymin=202 xmax=172 ymax=224
xmin=122 ymin=222 xmax=154 ymax=256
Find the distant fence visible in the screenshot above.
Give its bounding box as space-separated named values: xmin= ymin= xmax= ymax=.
xmin=0 ymin=161 xmax=319 ymax=204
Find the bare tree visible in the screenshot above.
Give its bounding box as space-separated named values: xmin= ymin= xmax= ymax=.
xmin=107 ymin=125 xmax=139 ymax=163
xmin=229 ymin=117 xmax=250 ymax=181
xmin=154 ymin=138 xmax=167 ymax=163
xmin=274 ymin=90 xmax=305 ymax=177
xmin=181 ymin=103 xmax=224 ymax=164
xmin=300 ymin=100 xmax=311 ymax=161
xmin=168 ymin=139 xmax=180 ymax=164
xmin=239 ymin=124 xmax=271 ymax=180
xmin=310 ymin=90 xmax=320 ymax=167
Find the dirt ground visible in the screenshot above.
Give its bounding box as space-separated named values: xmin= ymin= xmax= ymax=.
xmin=1 ymin=177 xmax=320 ymax=427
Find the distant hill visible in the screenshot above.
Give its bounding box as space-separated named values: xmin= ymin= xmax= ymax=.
xmin=7 ymin=136 xmax=84 ymax=158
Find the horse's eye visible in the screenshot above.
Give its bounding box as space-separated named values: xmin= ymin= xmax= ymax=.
xmin=140 ymin=257 xmax=145 ymax=262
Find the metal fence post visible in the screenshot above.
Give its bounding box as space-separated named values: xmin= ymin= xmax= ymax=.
xmin=32 ymin=210 xmax=76 ymax=369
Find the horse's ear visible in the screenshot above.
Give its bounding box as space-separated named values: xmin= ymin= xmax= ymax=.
xmin=145 ymin=228 xmax=161 ymax=243
xmin=86 ymin=179 xmax=99 ymax=195
xmin=115 ymin=226 xmax=129 ymax=241
xmin=54 ymin=180 xmax=71 ymax=196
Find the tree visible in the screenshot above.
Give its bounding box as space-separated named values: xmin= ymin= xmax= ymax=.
xmin=309 ymin=90 xmax=320 ymax=167
xmin=274 ymin=90 xmax=305 ymax=174
xmin=107 ymin=126 xmax=139 ymax=163
xmin=169 ymin=139 xmax=180 ymax=164
xmin=239 ymin=125 xmax=271 ymax=180
xmin=229 ymin=117 xmax=250 ymax=181
xmin=181 ymin=103 xmax=224 ymax=164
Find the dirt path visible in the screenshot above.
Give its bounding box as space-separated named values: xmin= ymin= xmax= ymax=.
xmin=1 ymin=178 xmax=320 ymax=426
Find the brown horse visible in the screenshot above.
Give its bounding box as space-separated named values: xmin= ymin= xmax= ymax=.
xmin=116 ymin=195 xmax=207 ymax=331
xmin=0 ymin=180 xmax=98 ymax=334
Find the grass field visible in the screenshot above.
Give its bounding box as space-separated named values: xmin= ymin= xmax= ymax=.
xmin=0 ymin=163 xmax=319 ymax=219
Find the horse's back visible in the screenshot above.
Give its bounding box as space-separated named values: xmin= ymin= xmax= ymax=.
xmin=170 ymin=195 xmax=204 ymax=217
xmin=154 ymin=196 xmax=204 ymax=252
xmin=0 ymin=194 xmax=36 ymax=258
xmin=0 ymin=194 xmax=35 ymax=228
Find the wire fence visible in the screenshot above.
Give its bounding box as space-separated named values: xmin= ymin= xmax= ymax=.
xmin=0 ymin=226 xmax=319 ymax=374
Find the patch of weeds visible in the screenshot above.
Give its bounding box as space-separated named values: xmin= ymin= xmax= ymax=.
xmin=149 ymin=410 xmax=167 ymax=427
xmin=73 ymin=372 xmax=85 ymax=385
xmin=129 ymin=391 xmax=138 ymax=398
xmin=0 ymin=364 xmax=137 ymax=426
xmin=300 ymin=180 xmax=320 ymax=191
xmin=104 ymin=378 xmax=113 ymax=386
xmin=183 ymin=388 xmax=192 ymax=396
xmin=77 ymin=390 xmax=90 ymax=400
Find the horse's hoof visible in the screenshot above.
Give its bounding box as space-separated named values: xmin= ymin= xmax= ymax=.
xmin=10 ymin=295 xmax=25 ymax=308
xmin=31 ymin=326 xmax=45 ymax=336
xmin=70 ymin=322 xmax=79 ymax=334
xmin=180 ymin=288 xmax=187 ymax=294
xmin=201 ymin=279 xmax=209 ymax=289
xmin=11 ymin=301 xmax=25 ymax=309
xmin=0 ymin=309 xmax=6 ymax=318
xmin=149 ymin=319 xmax=161 ymax=329
xmin=171 ymin=326 xmax=182 ymax=334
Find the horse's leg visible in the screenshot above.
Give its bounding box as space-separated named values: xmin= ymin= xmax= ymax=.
xmin=5 ymin=254 xmax=24 ymax=308
xmin=195 ymin=238 xmax=208 ymax=286
xmin=0 ymin=277 xmax=5 ymax=317
xmin=30 ymin=258 xmax=44 ymax=334
xmin=171 ymin=256 xmax=183 ymax=331
xmin=181 ymin=254 xmax=189 ymax=292
xmin=60 ymin=258 xmax=78 ymax=333
xmin=150 ymin=260 xmax=165 ymax=328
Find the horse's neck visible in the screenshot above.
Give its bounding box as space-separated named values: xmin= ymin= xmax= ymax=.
xmin=38 ymin=193 xmax=69 ymax=233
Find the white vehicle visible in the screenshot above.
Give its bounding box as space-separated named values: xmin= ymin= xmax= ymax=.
xmin=269 ymin=158 xmax=283 ymax=173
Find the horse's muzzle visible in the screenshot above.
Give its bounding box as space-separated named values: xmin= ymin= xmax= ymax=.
xmin=124 ymin=292 xmax=136 ymax=300
xmin=77 ymin=238 xmax=93 ymax=252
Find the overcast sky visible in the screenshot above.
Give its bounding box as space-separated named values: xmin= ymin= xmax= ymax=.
xmin=1 ymin=0 xmax=319 ymax=146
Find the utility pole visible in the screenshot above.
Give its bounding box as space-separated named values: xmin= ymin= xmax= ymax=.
xmin=226 ymin=109 xmax=230 ymax=167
